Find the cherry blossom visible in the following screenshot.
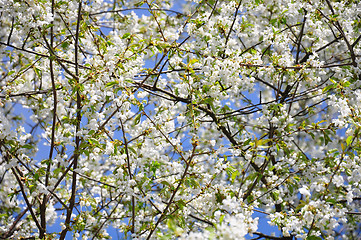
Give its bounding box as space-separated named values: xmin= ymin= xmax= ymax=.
xmin=0 ymin=0 xmax=360 ymax=239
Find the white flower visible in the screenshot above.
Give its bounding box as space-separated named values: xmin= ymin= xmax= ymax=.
xmin=105 ymin=141 xmax=114 ymax=155
xmin=333 ymin=175 xmax=344 ymax=187
xmin=38 ymin=183 xmax=49 ymax=194
xmin=299 ymin=186 xmax=311 ymax=197
xmin=346 ymin=191 xmax=353 ymax=204
xmin=177 ymin=115 xmax=186 ymax=124
xmin=86 ymin=119 xmax=98 ymax=130
xmin=304 ymin=210 xmax=313 ymax=224
xmin=137 ymin=91 xmax=148 ymax=99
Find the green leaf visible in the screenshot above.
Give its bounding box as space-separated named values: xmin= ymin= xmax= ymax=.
xmin=219 ymin=214 xmax=225 ymax=224
xmin=323 ymin=131 xmax=332 ymax=145
xmin=187 ymin=178 xmax=200 ymax=188
xmin=134 ymin=114 xmax=141 ymax=125
xmin=231 ymin=170 xmax=239 ymax=183
xmin=322 ymin=84 xmax=335 ymax=93
xmin=271 ymin=191 xmax=279 ymax=200
xmin=343 ymin=81 xmax=351 ymax=87
xmin=29 ymin=185 xmax=36 ymax=193
xmin=255 ymin=0 xmax=262 ymax=5
xmin=306 ymin=236 xmax=322 ymax=240
xmin=34 ymin=173 xmax=40 ymax=181
xmin=243 ymin=138 xmax=252 ymax=146
xmin=175 ymin=200 xmax=186 ymax=210
xmin=53 ymin=167 xmax=62 ymax=176
xmin=308 ymin=132 xmax=315 ymax=139
xmin=346 ymin=135 xmax=353 ymax=146
xmin=167 ymin=217 xmax=176 ymax=231
xmin=134 ymin=0 xmax=145 ymax=7
xmin=88 ymin=138 xmax=99 ymax=146
xmin=226 ymin=166 xmax=236 ymax=176
xmin=106 ymin=81 xmax=119 ymax=87
xmin=21 ymin=144 xmax=33 ymax=149
xmin=156 ymin=45 xmax=163 ymax=52
xmin=122 ymin=33 xmax=131 ymax=39
xmin=215 ymin=191 xmax=226 ymax=204
xmin=188 ymin=59 xmax=198 ymax=65
xmin=44 ymin=23 xmax=55 ymax=29
xmin=326 ymin=198 xmax=336 ymax=204
xmin=161 ymin=180 xmax=172 ymax=188
xmin=150 ymin=161 xmax=161 ymax=174
xmin=61 ymin=41 xmax=70 ymax=49
xmin=33 ymin=67 xmax=42 ymax=78
xmin=128 ymin=146 xmax=137 ymax=154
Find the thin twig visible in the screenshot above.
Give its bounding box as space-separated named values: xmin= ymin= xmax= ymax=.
xmin=119 ymin=117 xmax=135 ymax=233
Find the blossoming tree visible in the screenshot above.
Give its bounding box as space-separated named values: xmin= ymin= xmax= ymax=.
xmin=0 ymin=0 xmax=361 ymax=239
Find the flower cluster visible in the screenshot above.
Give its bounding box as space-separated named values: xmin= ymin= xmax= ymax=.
xmin=0 ymin=0 xmax=360 ymax=239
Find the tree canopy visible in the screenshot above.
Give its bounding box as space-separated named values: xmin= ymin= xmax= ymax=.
xmin=0 ymin=0 xmax=361 ymax=239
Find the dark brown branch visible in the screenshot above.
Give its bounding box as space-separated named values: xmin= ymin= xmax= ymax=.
xmin=7 ymin=17 xmax=15 ymax=45
xmin=1 ymin=207 xmax=28 ymax=239
xmin=0 ymin=41 xmax=48 ymax=58
xmin=253 ymin=232 xmax=293 ymax=240
xmin=325 ymin=0 xmax=357 ymax=67
xmin=345 ymin=212 xmax=361 ymax=215
xmin=145 ymin=0 xmax=167 ymax=42
xmin=40 ymin=0 xmax=56 ymax=237
xmin=0 ymin=87 xmax=62 ymax=99
xmin=11 ymin=168 xmax=43 ymax=234
xmin=119 ymin=117 xmax=135 ymax=233
xmin=0 ymin=40 xmax=89 ymax=71
xmin=56 ymin=12 xmax=87 ymax=58
xmin=71 ymin=169 xmax=116 ymax=188
xmin=351 ymin=34 xmax=361 ymax=48
xmin=189 ymin=214 xmax=215 ymax=227
xmin=92 ymin=197 xmax=122 ymax=240
xmin=224 ymin=0 xmax=243 ymax=55
xmin=146 ymin=141 xmax=197 ymax=240
xmin=196 ymin=105 xmax=239 ymax=146
xmin=295 ymin=11 xmax=307 ymax=64
xmin=89 ymin=7 xmax=185 ymax=16
xmin=59 ymin=2 xmax=82 ymax=239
